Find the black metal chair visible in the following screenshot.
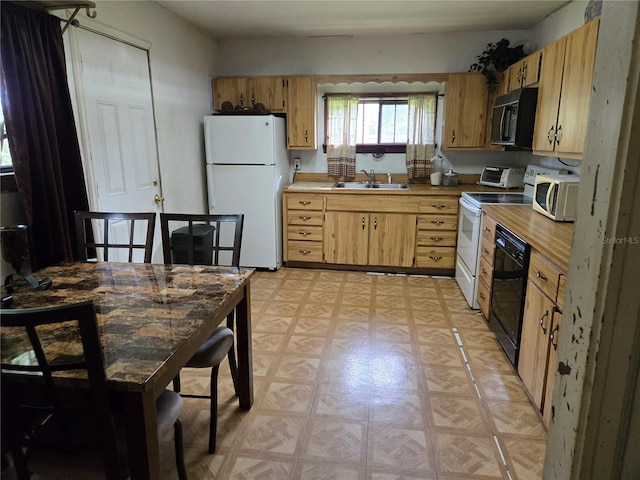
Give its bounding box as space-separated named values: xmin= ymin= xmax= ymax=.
xmin=160 ymin=212 xmax=244 ymax=453
xmin=74 ymin=211 xmax=156 ymax=263
xmin=0 ymin=301 xmax=187 ymax=480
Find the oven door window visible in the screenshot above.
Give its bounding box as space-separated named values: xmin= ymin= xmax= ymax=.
xmin=456 ymin=200 xmax=481 ymax=271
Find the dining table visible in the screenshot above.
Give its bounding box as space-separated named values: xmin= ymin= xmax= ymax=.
xmin=0 ymin=261 xmax=255 ymax=479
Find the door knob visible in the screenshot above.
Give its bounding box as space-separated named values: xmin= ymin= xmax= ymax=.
xmin=154 ymin=194 xmax=165 ymax=204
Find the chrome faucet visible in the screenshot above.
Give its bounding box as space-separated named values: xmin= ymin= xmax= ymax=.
xmin=361 ymin=169 xmax=375 ymax=184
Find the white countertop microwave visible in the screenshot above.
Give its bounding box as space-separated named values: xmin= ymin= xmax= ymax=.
xmin=533 ymin=173 xmax=580 ymax=222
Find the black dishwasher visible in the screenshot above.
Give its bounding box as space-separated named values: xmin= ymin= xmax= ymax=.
xmin=489 ymin=224 xmax=530 ymax=367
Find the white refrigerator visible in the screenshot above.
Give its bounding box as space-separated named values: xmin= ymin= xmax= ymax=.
xmin=204 ymin=114 xmax=291 ymax=269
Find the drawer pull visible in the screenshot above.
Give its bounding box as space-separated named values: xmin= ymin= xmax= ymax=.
xmin=433 ymin=204 xmax=446 ymax=209
xmin=550 ymin=324 xmax=560 ymax=350
xmin=482 ymin=248 xmax=489 ymax=254
xmin=299 ymin=231 xmax=311 ymax=237
xmin=481 ymin=267 xmax=487 ymax=274
xmin=484 ymin=226 xmax=491 ymax=232
xmin=540 ymin=310 xmax=549 ymax=334
xmin=479 ymin=292 xmax=485 ymax=300
xmin=536 ymin=271 xmax=548 ymax=281
xmin=431 ymin=221 xmax=445 ymax=225
xmin=429 ymin=256 xmax=442 ymax=261
xmin=430 ymin=237 xmax=443 ymax=242
xmin=298 ymin=201 xmax=311 ymax=206
xmin=298 ymin=216 xmax=311 ymax=221
xmin=299 ymin=250 xmax=311 ymax=255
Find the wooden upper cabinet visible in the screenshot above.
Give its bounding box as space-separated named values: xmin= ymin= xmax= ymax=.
xmin=213 ymin=77 xmax=248 ymax=109
xmin=555 ymin=18 xmax=600 ymax=156
xmin=444 ymin=73 xmax=488 ymax=149
xmin=508 ymin=51 xmax=542 ymax=91
xmin=286 ymin=75 xmax=317 ymax=150
xmin=532 ymin=18 xmax=600 ymax=158
xmin=213 ymin=76 xmax=285 ymax=111
xmin=247 ymin=76 xmax=285 ymax=111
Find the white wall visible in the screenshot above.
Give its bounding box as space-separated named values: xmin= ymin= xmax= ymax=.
xmin=83 ymin=0 xmax=219 ymax=213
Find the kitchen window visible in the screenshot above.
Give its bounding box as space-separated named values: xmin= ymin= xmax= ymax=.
xmin=324 ymin=93 xmax=435 ymax=155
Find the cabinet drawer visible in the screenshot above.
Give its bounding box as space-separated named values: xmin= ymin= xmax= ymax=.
xmin=418 ymin=197 xmax=459 ymax=215
xmin=415 ymin=246 xmax=456 ymax=269
xmin=477 ymin=277 xmax=492 ymax=319
xmin=479 ymin=234 xmax=495 ymax=265
xmin=286 ymin=194 xmax=324 ymax=211
xmin=287 ymin=240 xmax=323 ymax=262
xmin=529 ymin=251 xmax=562 ymax=301
xmin=416 ymin=230 xmax=457 ymax=247
xmin=287 ymin=225 xmax=323 ymax=242
xmin=478 ymin=255 xmax=494 ymax=286
xmin=418 ymin=214 xmax=458 ymax=231
xmin=557 ymin=275 xmax=567 ymax=311
xmin=288 ymin=210 xmax=323 ymax=226
xmin=481 ymin=213 xmax=497 ymax=242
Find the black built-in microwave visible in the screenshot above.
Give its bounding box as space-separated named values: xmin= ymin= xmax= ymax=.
xmin=490 ymin=88 xmax=538 ymax=149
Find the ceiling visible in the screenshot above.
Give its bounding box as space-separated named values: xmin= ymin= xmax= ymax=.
xmin=153 ymin=0 xmax=571 ymax=41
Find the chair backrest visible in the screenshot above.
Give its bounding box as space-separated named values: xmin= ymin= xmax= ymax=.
xmin=75 ymin=211 xmax=156 ymax=263
xmin=0 ymin=301 xmax=123 ymax=479
xmin=160 ymin=213 xmax=244 ymax=267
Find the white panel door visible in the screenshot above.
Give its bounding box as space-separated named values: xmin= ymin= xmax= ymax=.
xmin=75 ymin=29 xmax=162 ymax=262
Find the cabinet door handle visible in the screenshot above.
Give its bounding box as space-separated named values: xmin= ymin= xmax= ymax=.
xmin=374 ymin=217 xmax=378 ymax=230
xmin=451 ymin=129 xmax=456 ymax=143
xmin=430 ymin=237 xmax=443 ymax=242
xmin=299 ymin=216 xmax=310 ymax=221
xmin=479 ymin=292 xmax=485 ymax=300
xmin=240 ymin=93 xmax=244 ymax=106
xmin=299 ymin=201 xmax=311 ymax=206
xmin=431 ymin=220 xmax=445 ymax=225
xmin=536 ymin=271 xmax=548 ymax=281
xmin=299 ymin=231 xmax=311 ymax=237
xmin=305 ymin=130 xmax=309 ymax=141
xmin=550 ymin=324 xmax=560 ymax=350
xmin=433 ymin=204 xmax=446 ymax=209
xmin=361 ymin=217 xmax=366 ymax=230
xmin=482 ymin=248 xmax=489 ymax=254
xmin=429 ymin=256 xmax=442 ymax=261
xmin=547 ymin=126 xmax=555 ymax=145
xmin=481 ymin=267 xmax=487 ymax=274
xmin=555 ymin=125 xmax=563 ymax=144
xmin=522 ymin=63 xmax=528 ymax=83
xmin=540 ymin=310 xmax=549 ymax=334
xmin=299 ymin=250 xmax=311 ymax=255
xmin=484 ymin=226 xmax=491 ymax=232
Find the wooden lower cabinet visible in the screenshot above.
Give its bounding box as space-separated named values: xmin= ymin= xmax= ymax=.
xmin=415 ymin=196 xmax=459 ymax=269
xmin=284 ymin=192 xmax=325 ymax=262
xmin=518 ymin=250 xmax=564 ymax=427
xmin=323 ymin=211 xmax=416 ymax=267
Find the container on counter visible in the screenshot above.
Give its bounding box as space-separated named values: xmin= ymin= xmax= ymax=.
xmin=443 ymin=169 xmax=459 ymax=186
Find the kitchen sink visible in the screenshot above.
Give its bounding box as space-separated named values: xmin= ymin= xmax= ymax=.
xmin=333 ymin=181 xmax=410 ymax=190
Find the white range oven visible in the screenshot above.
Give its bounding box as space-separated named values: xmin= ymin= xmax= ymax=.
xmin=455 ymin=192 xmax=532 ymax=309
xmin=455 ymin=164 xmax=568 ymax=309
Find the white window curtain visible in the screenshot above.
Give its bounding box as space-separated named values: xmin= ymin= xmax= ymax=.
xmin=326 ymin=95 xmax=358 ymax=177
xmin=406 ymin=94 xmax=437 ymax=180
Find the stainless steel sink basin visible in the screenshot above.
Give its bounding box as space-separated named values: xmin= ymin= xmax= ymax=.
xmin=333 ymin=181 xmax=410 ymax=190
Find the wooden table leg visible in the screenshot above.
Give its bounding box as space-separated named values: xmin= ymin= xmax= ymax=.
xmin=121 ymin=390 xmax=160 ymax=480
xmin=235 ymin=282 xmax=254 ymax=409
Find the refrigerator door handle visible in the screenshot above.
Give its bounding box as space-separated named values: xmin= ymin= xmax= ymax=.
xmin=206 ymin=164 xmax=216 ymax=210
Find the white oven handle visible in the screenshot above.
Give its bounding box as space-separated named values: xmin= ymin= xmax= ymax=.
xmin=459 ymin=196 xmax=482 ymax=216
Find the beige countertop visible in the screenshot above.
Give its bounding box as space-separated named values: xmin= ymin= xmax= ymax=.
xmin=284 ymin=181 xmax=517 ymax=196
xmin=482 ymin=204 xmax=575 ymax=272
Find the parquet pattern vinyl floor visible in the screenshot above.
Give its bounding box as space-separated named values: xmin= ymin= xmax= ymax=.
xmin=166 ymin=268 xmax=547 ymax=480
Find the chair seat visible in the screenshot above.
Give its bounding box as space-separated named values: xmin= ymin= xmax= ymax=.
xmin=185 ymin=326 xmax=234 ymax=368
xmin=156 ymin=390 xmax=184 ymax=436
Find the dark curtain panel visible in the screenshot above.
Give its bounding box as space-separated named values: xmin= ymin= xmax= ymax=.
xmin=0 ymin=2 xmax=90 ymax=269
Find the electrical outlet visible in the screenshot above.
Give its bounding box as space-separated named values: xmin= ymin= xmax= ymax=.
xmin=293 ymin=158 xmax=301 ymax=171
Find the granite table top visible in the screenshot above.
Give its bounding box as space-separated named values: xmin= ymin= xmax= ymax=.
xmin=1 ymin=262 xmax=255 ymax=392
